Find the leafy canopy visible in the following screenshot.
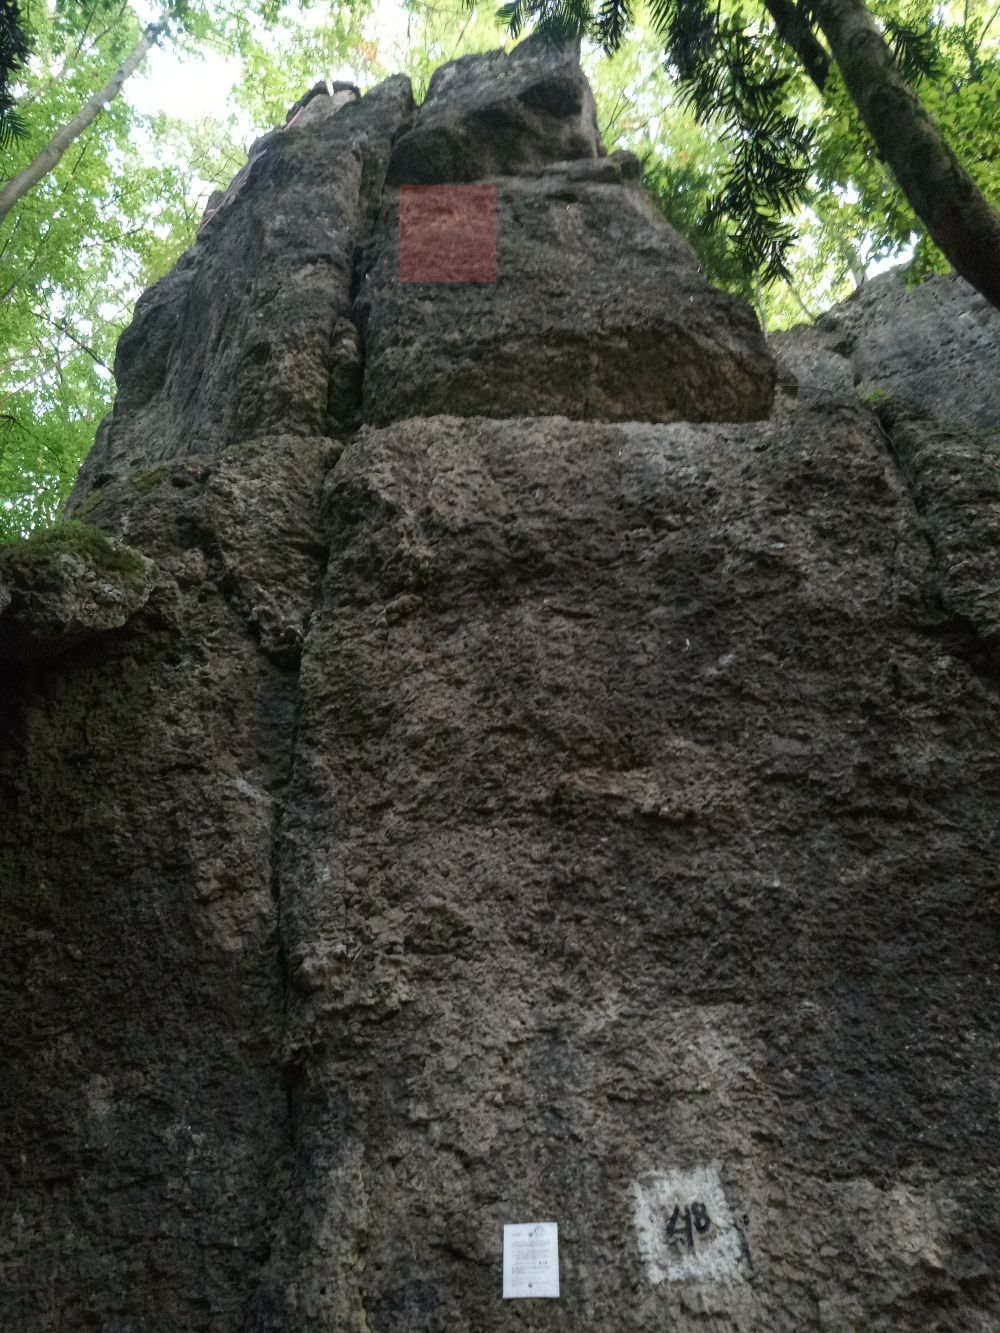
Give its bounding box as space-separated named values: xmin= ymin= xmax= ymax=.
xmin=2 ymin=0 xmax=999 ymax=539
xmin=0 ymin=0 xmax=31 ymax=147
xmin=0 ymin=1 xmax=371 ymax=543
xmin=478 ymin=0 xmax=1000 ymax=292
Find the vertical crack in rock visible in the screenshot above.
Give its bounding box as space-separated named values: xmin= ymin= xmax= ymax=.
xmin=250 ymin=556 xmax=329 ymax=1322
xmin=872 ymin=397 xmax=1000 ymax=675
xmin=0 ymin=74 xmax=415 ymax=1333
xmin=5 ymin=39 xmax=1000 ymax=1333
xmin=66 ymin=73 xmax=415 ymax=502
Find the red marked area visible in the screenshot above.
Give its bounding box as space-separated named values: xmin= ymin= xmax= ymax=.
xmin=399 ymin=185 xmax=497 ymax=283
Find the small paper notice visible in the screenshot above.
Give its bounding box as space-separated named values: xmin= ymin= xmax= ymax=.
xmin=502 ymin=1222 xmax=560 ymax=1299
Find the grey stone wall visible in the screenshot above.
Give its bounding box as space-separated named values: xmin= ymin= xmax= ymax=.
xmin=2 ymin=40 xmax=999 ymax=1333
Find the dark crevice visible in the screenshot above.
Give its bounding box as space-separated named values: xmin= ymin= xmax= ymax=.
xmin=243 ymin=529 xmax=332 ymax=1329
xmin=872 ymin=397 xmax=1000 ymax=681
xmin=247 ymin=431 xmax=348 ymax=1330
xmin=243 ymin=99 xmax=406 ymax=1325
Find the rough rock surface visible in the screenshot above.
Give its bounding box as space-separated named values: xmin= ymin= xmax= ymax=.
xmin=0 ymin=524 xmax=155 ymax=660
xmin=3 ymin=39 xmax=1000 ymax=1333
xmin=263 ymin=408 xmax=1000 ymax=1332
xmin=357 ymin=167 xmax=775 ymax=425
xmin=385 ymin=34 xmax=604 ymax=186
xmin=71 ymin=74 xmax=413 ymax=494
xmin=771 ymin=268 xmax=1000 ymax=427
xmin=358 ymin=38 xmax=773 ymax=426
xmin=875 ymin=398 xmax=1000 ymax=662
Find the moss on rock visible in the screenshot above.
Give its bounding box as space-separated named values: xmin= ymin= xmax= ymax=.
xmin=0 ymin=521 xmax=155 ymax=661
xmin=130 ymin=468 xmax=168 ymax=495
xmin=0 ymin=520 xmax=148 ymax=580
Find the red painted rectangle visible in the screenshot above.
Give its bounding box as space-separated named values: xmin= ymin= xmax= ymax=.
xmin=399 ymin=184 xmax=497 ymax=283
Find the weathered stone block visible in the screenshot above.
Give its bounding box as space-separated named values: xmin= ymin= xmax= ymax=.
xmin=0 ymin=522 xmax=155 ymax=660
xmin=386 ymin=34 xmax=603 ymax=185
xmin=771 ymin=268 xmax=1000 ymax=427
xmin=357 ymin=170 xmax=775 ymax=425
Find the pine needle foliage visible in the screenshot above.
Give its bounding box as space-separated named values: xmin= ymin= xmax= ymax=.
xmin=0 ymin=0 xmax=30 ymax=149
xmin=484 ymin=0 xmax=820 ymax=280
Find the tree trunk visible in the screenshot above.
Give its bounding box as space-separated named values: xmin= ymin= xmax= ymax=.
xmin=761 ymin=0 xmax=831 ymax=91
xmin=785 ymin=276 xmax=820 ymax=321
xmin=812 ymin=0 xmax=1000 ymax=312
xmin=0 ymin=17 xmax=165 ymax=229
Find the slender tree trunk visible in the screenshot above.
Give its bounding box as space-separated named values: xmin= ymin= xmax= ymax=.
xmin=811 ymin=0 xmax=1000 ymax=312
xmin=0 ymin=16 xmax=165 ymax=229
xmin=761 ymin=0 xmax=831 ymax=91
xmin=785 ymin=277 xmax=819 ymax=322
xmin=845 ymin=245 xmax=866 ymax=289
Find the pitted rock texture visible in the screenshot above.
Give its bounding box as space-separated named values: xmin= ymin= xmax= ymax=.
xmin=251 ymin=407 xmax=1000 ymax=1332
xmin=0 ymin=533 xmax=297 ymax=1330
xmin=71 ymin=433 xmax=337 ymax=664
xmin=0 ymin=524 xmax=155 ymax=660
xmin=875 ymin=398 xmax=1000 ymax=663
xmin=69 ymin=75 xmax=413 ymax=500
xmin=3 ymin=37 xmax=1000 ymax=1333
xmin=386 ymin=34 xmax=603 ymax=186
xmin=359 ymin=36 xmax=773 ymax=426
xmin=357 ymin=170 xmax=775 ymax=425
xmin=772 ymin=268 xmax=1000 ymax=427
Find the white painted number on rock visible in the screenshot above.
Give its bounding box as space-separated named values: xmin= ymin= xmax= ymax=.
xmin=502 ymin=1222 xmax=560 ymax=1299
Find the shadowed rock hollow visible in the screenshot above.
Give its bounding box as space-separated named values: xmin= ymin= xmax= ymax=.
xmin=2 ymin=37 xmax=1000 ymax=1333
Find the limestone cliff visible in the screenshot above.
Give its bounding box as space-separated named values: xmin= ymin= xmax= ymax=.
xmin=2 ymin=38 xmax=1000 ymax=1333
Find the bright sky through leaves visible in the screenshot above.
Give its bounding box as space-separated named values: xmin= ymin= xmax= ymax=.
xmin=130 ymin=0 xmax=415 ymax=125
xmin=2 ymin=0 xmax=997 ymax=542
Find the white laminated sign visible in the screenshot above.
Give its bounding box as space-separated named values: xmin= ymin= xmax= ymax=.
xmin=502 ymin=1222 xmax=560 ymax=1299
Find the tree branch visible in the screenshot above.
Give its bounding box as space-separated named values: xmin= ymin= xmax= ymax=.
xmin=812 ymin=0 xmax=1000 ymax=310
xmin=30 ymin=307 xmax=111 ymax=371
xmin=761 ymin=0 xmax=832 ymax=91
xmin=0 ymin=16 xmax=167 ymax=229
xmin=977 ymin=0 xmax=1000 ymax=47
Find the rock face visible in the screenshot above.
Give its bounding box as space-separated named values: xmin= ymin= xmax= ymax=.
xmin=3 ymin=41 xmax=1000 ymax=1333
xmin=358 ymin=35 xmax=774 ymax=426
xmin=0 ymin=523 xmax=155 ymax=661
xmin=356 ymin=164 xmax=774 ymax=425
xmin=385 ymin=36 xmax=605 ymax=185
xmin=771 ymin=267 xmax=1000 ymax=427
xmin=73 ymin=74 xmax=413 ymax=486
